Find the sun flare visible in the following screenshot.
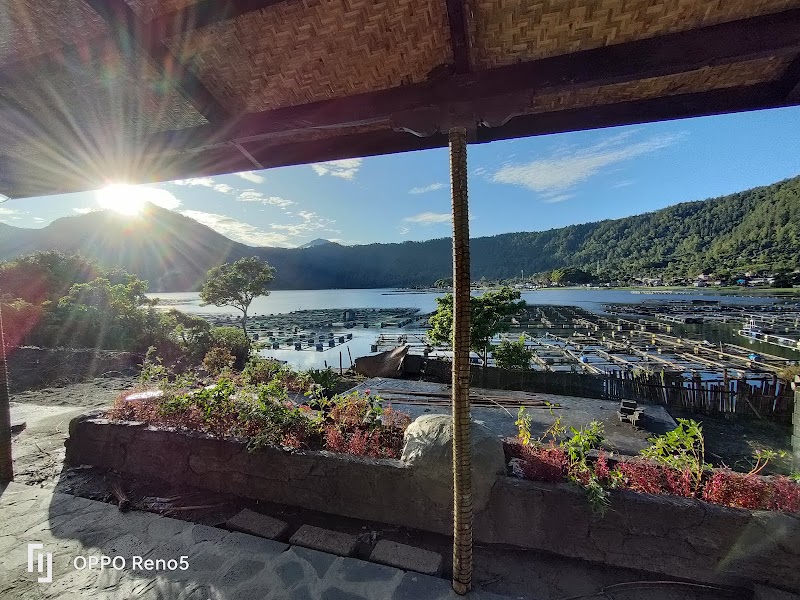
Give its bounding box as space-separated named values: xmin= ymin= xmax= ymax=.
xmin=96 ymin=184 xmax=148 ymax=216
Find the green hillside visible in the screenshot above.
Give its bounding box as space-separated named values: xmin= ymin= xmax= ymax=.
xmin=1 ymin=176 xmax=798 ymax=289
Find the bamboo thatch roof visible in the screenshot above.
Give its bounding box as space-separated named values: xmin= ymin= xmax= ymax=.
xmin=1 ymin=0 xmax=799 ymax=197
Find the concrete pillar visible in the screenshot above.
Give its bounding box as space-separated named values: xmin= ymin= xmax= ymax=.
xmin=449 ymin=126 xmax=472 ymax=595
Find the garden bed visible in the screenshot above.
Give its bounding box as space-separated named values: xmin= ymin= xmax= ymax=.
xmin=65 ymin=413 xmax=800 ymax=593
xmin=63 ymin=358 xmax=800 ymax=592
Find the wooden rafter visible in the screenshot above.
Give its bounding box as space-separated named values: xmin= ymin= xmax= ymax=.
xmin=445 ymin=0 xmax=471 ymax=74
xmin=3 ymin=79 xmax=795 ymax=200
xmin=151 ymin=8 xmax=800 ymax=148
xmin=84 ymin=0 xmax=230 ymax=122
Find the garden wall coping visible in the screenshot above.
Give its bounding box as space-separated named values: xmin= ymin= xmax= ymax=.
xmin=66 ymin=414 xmax=800 ymax=593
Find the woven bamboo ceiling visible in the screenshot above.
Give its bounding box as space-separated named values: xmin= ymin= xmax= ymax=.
xmin=1 ymin=0 xmax=800 ymax=198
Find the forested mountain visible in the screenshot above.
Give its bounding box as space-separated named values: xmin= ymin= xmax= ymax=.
xmin=1 ymin=176 xmax=798 ymax=290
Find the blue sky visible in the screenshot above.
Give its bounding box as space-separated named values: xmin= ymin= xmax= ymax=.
xmin=3 ymin=105 xmax=800 ymax=248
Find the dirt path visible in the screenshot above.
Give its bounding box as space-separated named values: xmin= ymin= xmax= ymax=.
xmin=10 ymin=376 xmax=136 ymax=487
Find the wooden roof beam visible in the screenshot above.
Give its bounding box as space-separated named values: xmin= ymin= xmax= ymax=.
xmin=152 ymin=7 xmax=800 ymax=149
xmin=84 ymin=0 xmax=230 ymax=123
xmin=2 ymin=80 xmax=793 ymax=200
xmin=445 ymin=0 xmax=471 ymax=74
xmin=477 ymin=81 xmax=793 ymax=143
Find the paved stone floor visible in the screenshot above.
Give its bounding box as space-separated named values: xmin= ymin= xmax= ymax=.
xmin=0 ymin=482 xmax=510 ymax=600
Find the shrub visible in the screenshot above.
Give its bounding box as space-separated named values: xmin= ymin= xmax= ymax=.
xmin=242 ymin=356 xmax=284 ymax=385
xmin=766 ymin=476 xmax=800 ymax=513
xmin=640 ymin=418 xmax=709 ymax=495
xmin=306 ymin=368 xmax=340 ymax=394
xmin=210 ymin=326 xmax=250 ymax=368
xmin=702 ymin=471 xmax=768 ymax=510
xmin=493 ymin=336 xmax=534 ymax=370
xmin=202 ymin=347 xmax=235 ymax=376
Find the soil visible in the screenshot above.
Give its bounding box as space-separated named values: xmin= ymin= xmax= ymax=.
xmin=672 ymin=409 xmax=794 ymax=475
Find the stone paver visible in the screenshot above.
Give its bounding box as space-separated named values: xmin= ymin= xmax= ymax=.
xmin=288 ymin=524 xmax=357 ymax=557
xmin=370 ymin=539 xmax=443 ymax=576
xmin=225 ymin=509 xmax=289 ymax=540
xmin=0 ymin=482 xmax=514 ymax=600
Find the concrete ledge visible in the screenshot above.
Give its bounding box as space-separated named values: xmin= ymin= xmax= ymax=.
xmin=66 ymin=415 xmax=800 ymax=592
xmin=370 ymin=540 xmax=443 ymax=576
xmin=289 ymin=525 xmax=357 ymax=557
xmin=225 ymin=509 xmax=289 ymax=540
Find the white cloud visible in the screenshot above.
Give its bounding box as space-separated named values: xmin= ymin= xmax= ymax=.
xmin=612 ymin=180 xmax=635 ymax=188
xmin=238 ymin=190 xmax=294 ymax=210
xmin=311 ymin=158 xmax=363 ymax=180
xmin=543 ymin=194 xmax=573 ymax=204
xmin=181 ymin=210 xmax=292 ymax=247
xmin=235 ymin=171 xmax=265 ymax=184
xmin=270 ymin=210 xmax=338 ymax=237
xmin=172 ymin=177 xmax=216 ymax=188
xmin=73 ymin=207 xmax=94 ymax=214
xmin=33 ymin=217 xmax=45 ymax=223
xmin=409 ymin=182 xmax=445 ymax=194
xmin=398 ymin=225 xmax=411 ymax=236
xmin=0 ymin=207 xmax=18 ymax=216
xmin=141 ymin=187 xmax=181 ymax=210
xmin=213 ymin=183 xmax=233 ymax=194
xmin=491 ymin=132 xmax=685 ymax=201
xmin=403 ymin=211 xmax=451 ymax=225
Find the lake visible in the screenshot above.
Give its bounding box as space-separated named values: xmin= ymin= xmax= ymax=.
xmin=150 ymin=288 xmax=792 ymax=369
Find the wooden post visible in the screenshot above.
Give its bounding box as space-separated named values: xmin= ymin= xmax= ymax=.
xmin=0 ymin=304 xmax=12 ymax=482
xmin=449 ymin=126 xmax=472 ymax=595
xmin=792 ymin=376 xmax=800 ymax=469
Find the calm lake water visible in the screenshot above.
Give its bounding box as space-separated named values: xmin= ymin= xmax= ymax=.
xmin=150 ymin=288 xmax=793 ymax=369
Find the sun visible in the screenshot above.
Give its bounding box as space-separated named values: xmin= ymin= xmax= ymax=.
xmin=95 ymin=184 xmax=149 ymax=216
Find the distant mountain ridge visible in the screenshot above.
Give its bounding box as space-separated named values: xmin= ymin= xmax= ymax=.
xmin=1 ymin=176 xmax=798 ymax=290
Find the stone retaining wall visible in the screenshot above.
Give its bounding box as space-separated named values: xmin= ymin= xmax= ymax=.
xmin=7 ymin=346 xmax=140 ymax=392
xmin=66 ymin=415 xmax=800 ymax=592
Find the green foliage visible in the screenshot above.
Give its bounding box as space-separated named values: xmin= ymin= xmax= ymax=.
xmin=433 ymin=277 xmax=453 ymax=288
xmin=640 ymin=418 xmax=710 ymax=493
xmin=242 ymin=356 xmax=284 ymax=385
xmin=559 ymin=421 xmax=612 ymax=515
xmin=202 ymin=347 xmax=235 ymax=376
xmin=428 ymin=287 xmax=526 ymax=363
xmin=561 ymin=421 xmax=604 ymax=466
xmin=305 ymin=367 xmax=340 ymax=394
xmin=0 ymin=251 xmax=99 ymax=304
xmin=515 ymin=407 xmax=532 ymax=446
xmin=38 ymin=273 xmax=163 ymax=351
xmin=159 ymin=309 xmax=213 ymax=361
xmin=210 ymin=327 xmax=251 ymax=368
xmin=493 ymin=336 xmax=534 ymax=370
xmin=200 ymin=257 xmax=275 ymax=332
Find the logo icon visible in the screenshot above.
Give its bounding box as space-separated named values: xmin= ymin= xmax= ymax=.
xmin=27 ymin=543 xmax=52 ymax=583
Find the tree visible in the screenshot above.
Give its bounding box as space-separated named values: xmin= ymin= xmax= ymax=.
xmin=492 ymin=336 xmax=534 ymax=370
xmin=200 ymin=257 xmax=275 ymax=333
xmin=428 ymin=286 xmax=526 ymax=364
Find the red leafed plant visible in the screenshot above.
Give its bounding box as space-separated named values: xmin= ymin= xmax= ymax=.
xmin=507 ymin=441 xmax=568 ymax=483
xmin=766 ymin=476 xmax=800 ymax=513
xmin=617 ymin=461 xmax=667 ymax=495
xmin=701 ymin=471 xmax=769 ymax=510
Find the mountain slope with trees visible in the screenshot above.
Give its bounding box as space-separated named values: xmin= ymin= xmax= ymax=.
xmin=0 ymin=176 xmax=798 ymax=290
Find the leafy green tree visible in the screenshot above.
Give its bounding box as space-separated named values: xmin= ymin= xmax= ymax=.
xmin=428 ymin=287 xmax=526 ymax=364
xmin=0 ymin=251 xmax=99 ymax=304
xmin=200 ymin=257 xmax=275 ymax=333
xmin=42 ymin=274 xmax=162 ymax=350
xmin=433 ymin=277 xmax=453 ymax=288
xmin=209 ymin=326 xmax=251 ymax=368
xmin=492 ymin=336 xmax=534 ymax=370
